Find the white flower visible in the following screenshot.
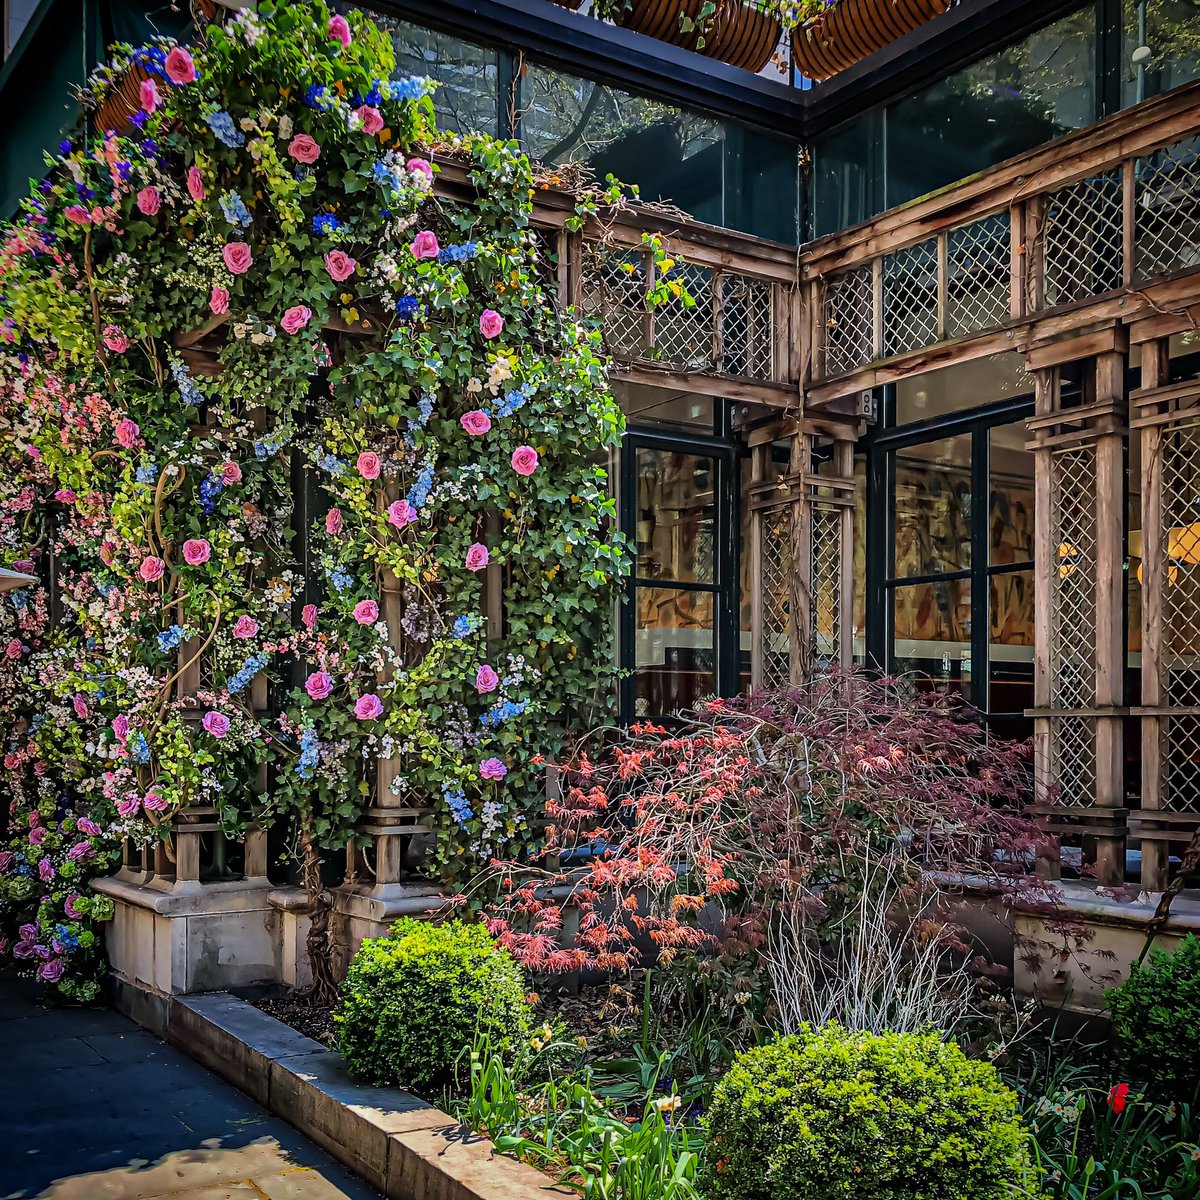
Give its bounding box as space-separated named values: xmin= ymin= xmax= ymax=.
xmin=654 ymin=1095 xmax=682 ymax=1114
xmin=278 ymin=114 xmax=294 ymax=140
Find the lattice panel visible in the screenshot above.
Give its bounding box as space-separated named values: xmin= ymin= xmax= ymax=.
xmin=883 ymin=238 xmax=939 ymax=358
xmin=579 ymin=246 xmax=646 ymax=358
xmin=1135 ymin=136 xmax=1200 ymax=283
xmin=760 ymin=502 xmax=794 ymax=690
xmin=946 ymin=213 xmax=1010 ymax=338
xmin=650 ymin=261 xmax=715 ymax=371
xmin=810 ymin=501 xmax=841 ymax=667
xmin=1042 ymin=171 xmax=1124 ymax=309
xmin=1049 ymin=445 xmax=1098 ymax=806
xmin=718 ymin=274 xmax=775 ymax=380
xmin=823 ymin=267 xmax=873 ymax=378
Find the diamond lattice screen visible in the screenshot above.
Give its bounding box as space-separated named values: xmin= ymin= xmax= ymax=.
xmin=1135 ymin=136 xmax=1200 ymax=284
xmin=823 ymin=267 xmax=874 ymax=378
xmin=810 ymin=501 xmax=841 ymax=667
xmin=580 ymin=246 xmax=646 ymax=358
xmin=760 ymin=503 xmax=794 ymax=689
xmin=1042 ymin=171 xmax=1124 ymax=309
xmin=718 ymin=274 xmax=775 ymax=380
xmin=882 ymin=238 xmax=939 ymax=358
xmin=946 ymin=213 xmax=1010 ymax=338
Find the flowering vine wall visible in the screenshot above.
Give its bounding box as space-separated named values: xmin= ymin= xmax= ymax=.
xmin=0 ymin=1 xmax=628 ymax=1000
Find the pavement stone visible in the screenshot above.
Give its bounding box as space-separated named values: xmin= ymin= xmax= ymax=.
xmin=0 ymin=977 xmax=379 ymax=1200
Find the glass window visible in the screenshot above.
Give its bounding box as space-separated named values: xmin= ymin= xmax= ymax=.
xmin=893 ymin=435 xmax=973 ymax=577
xmin=382 ymin=17 xmax=499 ymax=137
xmin=5 ymin=0 xmax=37 ymax=57
xmin=892 ymin=579 xmax=973 ymax=699
xmin=620 ymin=384 xmax=715 ymax=433
xmin=886 ymin=7 xmax=1097 ymax=210
xmin=812 ymin=109 xmax=880 ymax=238
xmin=634 ymin=449 xmax=716 ymax=584
xmin=633 ymin=586 xmax=716 ymax=716
xmin=726 ymin=124 xmax=801 ymax=244
xmin=895 ymin=355 xmax=1035 ymax=426
xmin=989 ymin=424 xmax=1034 ymax=569
xmin=1122 ymin=0 xmax=1200 ymax=107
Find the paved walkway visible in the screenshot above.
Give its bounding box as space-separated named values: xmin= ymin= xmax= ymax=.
xmin=0 ymin=977 xmax=380 ymax=1200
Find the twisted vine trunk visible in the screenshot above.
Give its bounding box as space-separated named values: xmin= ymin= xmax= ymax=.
xmin=300 ymin=816 xmax=338 ymax=1005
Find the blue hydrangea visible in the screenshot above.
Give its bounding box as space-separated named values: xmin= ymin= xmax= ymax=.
xmin=205 ymin=110 xmax=245 ymax=148
xmin=9 ymin=590 xmax=27 ymax=611
xmin=199 ymin=474 xmax=224 ymax=515
xmin=130 ymin=733 xmax=150 ymax=765
xmin=170 ymin=356 xmax=203 ymax=407
xmin=139 ymin=137 xmax=158 ymax=159
xmin=317 ymin=454 xmax=345 ymax=476
xmin=312 ymin=213 xmax=341 ymax=235
xmin=303 ymin=84 xmax=333 ymax=110
xmin=296 ymin=727 xmax=319 ymax=780
xmin=372 ymin=160 xmax=396 ymax=187
xmin=480 ymin=699 xmax=528 ymax=729
xmin=253 ymin=435 xmax=287 ymax=461
xmin=135 ymin=46 xmax=169 ymax=81
xmin=496 ymin=384 xmax=533 ymax=418
xmin=54 ymin=924 xmax=80 ymax=952
xmin=452 ymin=615 xmax=476 ymax=639
xmin=386 ymin=76 xmax=432 ymax=103
xmin=442 ymin=782 xmax=472 ymax=828
xmin=394 ymin=295 xmax=420 ymax=321
xmin=328 ymin=567 xmax=354 ymax=593
xmin=407 ymin=462 xmax=434 ymax=509
xmin=412 ymin=392 xmax=433 ymax=429
xmin=437 ymin=241 xmax=479 ymax=265
xmin=227 ymin=653 xmax=268 ymax=695
xmin=135 ymin=463 xmax=158 ymax=484
xmin=219 ymin=191 xmax=253 ymax=229
xmin=156 ymin=624 xmax=187 ymax=653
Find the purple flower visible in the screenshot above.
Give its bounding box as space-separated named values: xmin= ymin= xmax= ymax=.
xmin=77 ymin=817 xmax=101 ymax=837
xmin=64 ymin=894 xmax=84 ymax=919
xmin=67 ymin=841 xmax=93 ymax=862
xmin=479 ymin=757 xmax=508 ymax=781
xmin=202 ymin=711 xmax=230 ymax=738
xmin=37 ymin=958 xmax=65 ymax=984
xmin=37 ymin=858 xmax=53 ymax=883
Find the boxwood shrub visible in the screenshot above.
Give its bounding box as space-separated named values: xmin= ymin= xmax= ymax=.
xmin=1108 ymin=933 xmax=1200 ymax=1101
xmin=703 ymin=1024 xmax=1032 ymax=1200
xmin=336 ymin=917 xmax=533 ymax=1094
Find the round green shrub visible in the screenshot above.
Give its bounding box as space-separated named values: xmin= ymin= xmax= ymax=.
xmin=336 ymin=917 xmax=533 ymax=1094
xmin=703 ymin=1024 xmax=1032 ymax=1200
xmin=1108 ymin=933 xmax=1200 ymax=1101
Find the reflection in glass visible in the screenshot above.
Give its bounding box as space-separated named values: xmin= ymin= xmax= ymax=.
xmin=635 ymin=450 xmax=715 ymax=584
xmin=892 ymin=579 xmax=972 ymax=697
xmin=384 ymin=18 xmax=499 ymax=137
xmin=1122 ymin=0 xmax=1200 ymax=107
xmin=989 ymin=570 xmax=1034 ymax=714
xmin=634 ymin=586 xmax=715 ymax=716
xmin=895 ymin=356 xmax=1034 ymax=426
xmin=892 ymin=437 xmax=973 ymax=577
xmin=989 ymin=424 xmax=1035 ymax=568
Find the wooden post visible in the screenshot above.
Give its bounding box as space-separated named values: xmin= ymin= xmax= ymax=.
xmin=789 ymin=429 xmax=811 ymax=683
xmin=835 ymin=438 xmax=856 ymax=670
xmin=1140 ymin=337 xmax=1171 ymax=891
xmin=749 ymin=442 xmax=769 ymax=691
xmin=1092 ymin=351 xmax=1127 ymax=886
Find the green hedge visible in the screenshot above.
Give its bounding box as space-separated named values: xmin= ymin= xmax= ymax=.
xmin=336 ymin=917 xmax=533 ymax=1095
xmin=703 ymin=1024 xmax=1032 ymax=1200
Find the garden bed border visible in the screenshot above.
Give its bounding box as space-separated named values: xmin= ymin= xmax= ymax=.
xmin=159 ymin=988 xmax=569 ymax=1200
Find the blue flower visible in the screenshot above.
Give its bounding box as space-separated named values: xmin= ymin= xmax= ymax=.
xmin=253 ymin=435 xmax=287 ymax=461
xmin=481 ymin=699 xmax=527 ymax=729
xmin=303 ymin=84 xmax=333 ymax=110
xmin=58 ymin=140 xmax=71 ymax=156
xmin=9 ymin=590 xmax=27 ymax=612
xmin=205 ymin=109 xmax=245 ymax=148
xmin=442 ymin=782 xmax=472 ymax=828
xmin=135 ymin=463 xmax=158 ymax=484
xmin=394 ymin=295 xmax=420 ymax=321
xmin=219 ymin=191 xmax=253 ymax=229
xmin=130 ymin=733 xmax=150 ymax=765
xmin=130 ymin=111 xmax=148 ymax=131
xmin=227 ymin=653 xmax=267 ymax=695
xmin=407 ymin=463 xmax=434 ymax=509
xmin=296 ymin=727 xmax=320 ymax=780
xmin=139 ymin=137 xmax=157 ymax=158
xmin=317 ymin=454 xmax=345 ymax=476
xmin=170 ymin=356 xmax=203 ymax=407
xmin=452 ymin=615 xmax=476 ymax=639
xmin=497 ymin=384 xmax=534 ymax=418
xmin=199 ymin=474 xmax=224 ymax=515
xmin=387 ymin=76 xmax=432 ymax=103
xmin=156 ymin=625 xmax=187 ymax=653
xmin=312 ymin=212 xmax=341 ymax=235
xmin=328 ymin=567 xmax=354 ymax=594
xmin=372 ymin=160 xmax=396 ymax=187
xmin=437 ymin=241 xmax=479 ymax=265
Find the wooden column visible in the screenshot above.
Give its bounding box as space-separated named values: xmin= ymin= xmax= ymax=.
xmin=789 ymin=427 xmax=811 ymax=684
xmin=749 ymin=441 xmax=770 ymax=691
xmin=835 ymin=437 xmax=856 ymax=670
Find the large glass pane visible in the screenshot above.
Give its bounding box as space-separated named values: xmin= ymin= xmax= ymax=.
xmin=812 ymin=110 xmax=880 ymax=238
xmin=892 ymin=436 xmax=973 ymax=577
xmin=6 ymin=0 xmax=37 ymax=57
xmin=895 ymin=356 xmax=1034 ymax=426
xmin=634 ymin=450 xmax=715 ymax=584
xmin=382 ymin=18 xmax=499 ymax=137
xmin=620 ymin=384 xmax=714 ymax=433
xmin=521 ymin=64 xmax=724 ymax=226
xmin=1122 ymin=0 xmax=1200 ymax=107
xmin=989 ymin=569 xmax=1034 ymax=718
xmin=892 ymin=579 xmax=972 ymax=698
xmin=990 ymin=423 xmax=1035 ymax=568
xmin=726 ymin=125 xmax=801 ymax=244
xmin=885 ymin=8 xmax=1097 ymax=210
xmin=634 ymin=586 xmax=716 ymax=716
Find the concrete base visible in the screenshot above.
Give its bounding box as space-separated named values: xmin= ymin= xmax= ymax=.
xmin=330 ymin=883 xmax=444 ymax=978
xmin=1013 ymin=880 xmax=1200 ymax=1011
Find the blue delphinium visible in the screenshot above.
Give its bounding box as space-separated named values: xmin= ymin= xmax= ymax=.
xmin=386 ymin=76 xmax=432 ymax=103
xmin=296 ymin=727 xmax=320 ymax=780
xmin=303 ymin=84 xmax=333 ymax=110
xmin=328 ymin=567 xmax=354 ymax=594
xmin=219 ymin=191 xmax=253 ymax=229
xmin=407 ymin=462 xmax=434 ymax=508
xmin=452 ymin=615 xmax=476 ymax=639
xmin=130 ymin=733 xmax=150 ymax=765
xmin=227 ymin=653 xmax=268 ymax=695
xmin=205 ymin=109 xmax=245 ymax=148
xmin=317 ymin=453 xmax=345 ymax=476
xmin=156 ymin=625 xmax=187 ymax=653
xmin=442 ymin=782 xmax=472 ymax=828
xmin=312 ymin=212 xmax=341 ymax=235
xmin=480 ymin=699 xmax=527 ymax=729
xmin=394 ymin=295 xmax=420 ymax=321
xmin=198 ymin=474 xmax=224 ymax=515
xmin=170 ymin=356 xmax=203 ymax=407
xmin=496 ymin=384 xmax=533 ymax=418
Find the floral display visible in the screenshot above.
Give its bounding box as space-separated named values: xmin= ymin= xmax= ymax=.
xmin=0 ymin=1 xmax=628 ymax=999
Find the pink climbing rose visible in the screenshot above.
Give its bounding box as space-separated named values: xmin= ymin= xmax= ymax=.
xmin=232 ymin=615 xmax=258 ymax=639
xmin=479 ymin=309 xmax=504 ymax=339
xmin=353 ymin=599 xmax=379 ymax=625
xmin=136 ymin=186 xmax=161 ymax=216
xmin=324 ymin=250 xmax=356 ymax=282
xmin=139 ymin=556 xmax=165 ymax=583
xmin=202 ymin=711 xmax=230 ymax=738
xmin=182 ymin=538 xmax=211 ymax=566
xmin=281 ymin=305 xmax=312 ymax=335
xmin=511 ymin=446 xmax=539 ymax=477
xmin=114 ymin=418 xmax=139 ymax=449
xmin=187 ymin=166 xmax=206 ymax=201
xmin=387 ymin=499 xmax=417 ymax=528
xmin=328 ymin=13 xmax=352 ymax=45
xmin=305 ymin=671 xmax=333 ymax=701
xmin=465 ymin=543 xmax=490 ymax=572
xmin=356 ymin=451 xmax=381 ymax=479
xmin=210 ymin=286 xmax=230 ymax=314
xmin=355 ymin=694 xmax=384 ymax=720
xmin=479 ymin=757 xmax=508 ymax=781
xmin=140 ymin=77 xmax=160 ymax=112
xmin=222 ymin=243 xmax=253 ymax=275
xmin=288 ymin=134 xmax=321 ymax=164
xmin=475 ymin=665 xmax=499 ymax=694
xmin=410 ymin=230 xmax=439 ymax=260
xmin=355 ymin=105 xmax=384 ymax=135
xmin=164 ymin=46 xmax=197 ymax=85
xmin=460 ymin=410 xmax=491 ymax=436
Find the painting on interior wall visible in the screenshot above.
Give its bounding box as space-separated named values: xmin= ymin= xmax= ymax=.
xmin=990 ymin=476 xmax=1035 ymax=647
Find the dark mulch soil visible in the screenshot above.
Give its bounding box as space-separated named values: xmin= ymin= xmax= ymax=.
xmin=253 ymin=994 xmax=338 ymax=1047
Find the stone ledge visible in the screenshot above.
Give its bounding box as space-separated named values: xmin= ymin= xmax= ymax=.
xmin=166 ymin=989 xmax=569 ymax=1200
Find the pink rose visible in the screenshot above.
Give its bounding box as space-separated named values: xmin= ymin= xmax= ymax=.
xmin=288 ymin=134 xmax=321 ymax=164
xmin=475 ymin=665 xmax=499 ymax=693
xmin=112 ymin=714 xmax=129 ymax=742
xmin=136 ymin=186 xmax=161 ymax=216
xmin=140 ymin=77 xmax=160 ymax=112
xmin=78 ymin=817 xmax=101 ymax=837
xmin=305 ymin=671 xmax=333 ymax=701
xmin=164 ymin=46 xmax=197 ymax=84
xmin=139 ymin=555 xmax=165 ymax=582
xmin=511 ymin=446 xmax=539 ymax=477
xmin=64 ymin=206 xmax=91 ymax=225
xmin=479 ymin=309 xmax=504 ymax=339
xmin=355 ymin=105 xmax=384 ymax=135
xmin=182 ymin=538 xmax=211 ymax=566
xmin=4 ymin=638 xmax=22 ymax=660
xmin=55 ymin=489 xmax=76 ymax=503
xmin=406 ymin=158 xmax=433 ymax=182
xmin=143 ymin=787 xmax=169 ymax=811
xmin=65 ymin=894 xmax=84 ymax=919
xmin=222 ymin=243 xmax=253 ymax=275
xmin=460 ymin=410 xmax=492 ymax=436
xmin=410 ymin=230 xmax=439 ymax=260
xmin=220 ymin=461 xmax=242 ymax=485
xmin=465 ymin=542 xmax=490 ymax=572
xmin=29 ymin=826 xmax=46 ymax=846
xmin=325 ymin=509 xmax=344 ymax=536
xmin=479 ymin=757 xmax=508 ymax=781
xmin=114 ymin=418 xmax=140 ymax=449
xmin=353 ymin=599 xmax=379 ymax=625
xmin=387 ymin=499 xmax=417 ymax=528
xmin=354 ymin=693 xmax=383 ymax=721
xmin=328 ymin=14 xmax=352 ymax=46
xmin=202 ymin=710 xmax=230 ymax=738
xmin=232 ymin=615 xmax=258 ymax=639
xmin=38 ymin=858 xmax=54 ymax=883
xmin=324 ymin=250 xmax=356 ymax=282
xmin=281 ymin=305 xmax=312 ymax=335
xmin=210 ymin=286 xmax=230 ymax=315
xmin=301 ymin=603 xmax=318 ymax=630
xmin=356 ymin=451 xmax=381 ymax=479
xmin=72 ymin=694 xmax=89 ymax=719
xmin=187 ymin=166 xmax=206 ymax=201
xmin=103 ymin=325 xmax=131 ymax=353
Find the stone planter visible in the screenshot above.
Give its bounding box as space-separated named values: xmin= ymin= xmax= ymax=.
xmin=614 ymin=0 xmax=781 ymax=74
xmin=792 ymin=0 xmax=951 ymax=80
